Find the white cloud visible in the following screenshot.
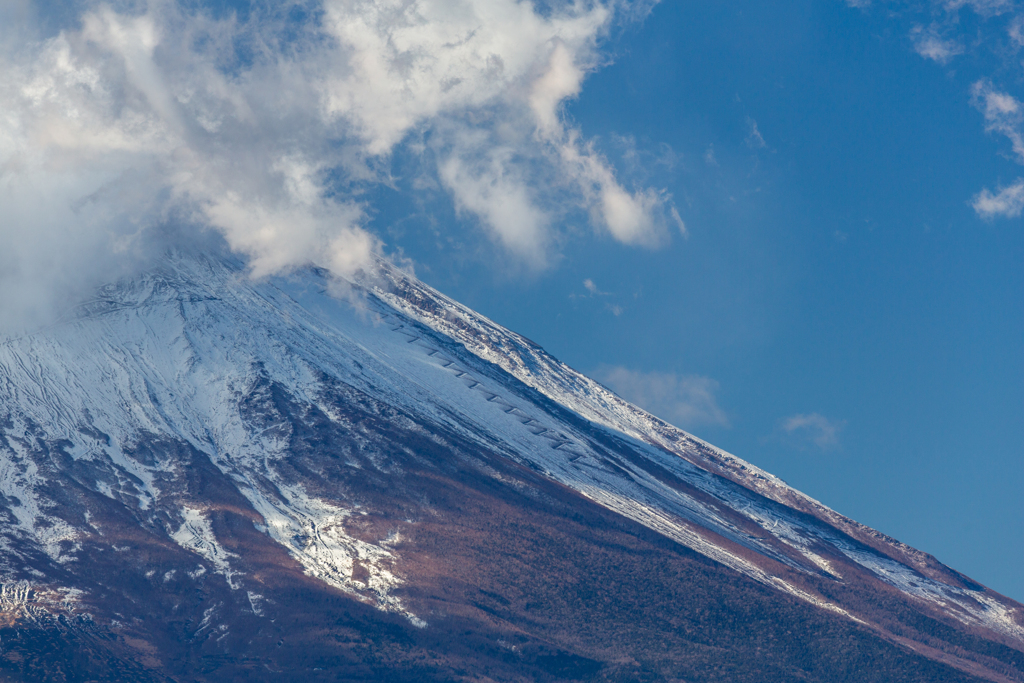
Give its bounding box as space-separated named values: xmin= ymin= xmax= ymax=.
xmin=972 ymin=179 xmax=1024 ymax=218
xmin=0 ymin=0 xmax=674 ymax=330
xmin=597 ymin=182 xmax=667 ymax=246
xmin=910 ymin=25 xmax=964 ymax=64
xmin=914 ymin=36 xmax=962 ymax=63
xmin=280 ymin=0 xmax=673 ymax=254
xmin=909 ymin=24 xmax=962 ymax=63
xmin=781 ymin=413 xmax=846 ymax=449
xmin=971 ymin=80 xmax=1024 ymax=162
xmin=593 ymin=366 xmax=729 ymax=429
xmin=438 ymin=144 xmax=551 ymax=267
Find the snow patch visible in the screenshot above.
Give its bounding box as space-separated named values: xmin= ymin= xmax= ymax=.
xmin=245 ymin=483 xmax=425 ymax=627
xmin=171 ymin=508 xmax=242 ymax=589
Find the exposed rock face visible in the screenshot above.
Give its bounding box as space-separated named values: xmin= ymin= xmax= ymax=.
xmin=0 ymin=252 xmax=1019 ymax=682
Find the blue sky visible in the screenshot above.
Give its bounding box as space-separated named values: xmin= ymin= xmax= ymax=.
xmin=1 ymin=0 xmax=1021 ymax=600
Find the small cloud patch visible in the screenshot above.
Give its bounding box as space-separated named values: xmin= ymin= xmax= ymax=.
xmin=593 ymin=366 xmax=729 ymax=430
xmin=910 ymin=25 xmax=964 ymax=64
xmin=704 ymin=144 xmax=718 ymax=166
xmin=781 ymin=413 xmax=846 ymax=449
xmin=971 ymin=80 xmax=1024 ymax=163
xmin=972 ymin=179 xmax=1024 ymax=218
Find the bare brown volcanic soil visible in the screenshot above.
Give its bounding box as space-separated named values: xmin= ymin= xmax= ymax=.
xmin=0 ymin=253 xmax=1020 ymax=682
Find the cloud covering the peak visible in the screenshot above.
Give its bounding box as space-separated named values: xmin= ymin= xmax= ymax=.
xmin=0 ymin=0 xmax=671 ymax=328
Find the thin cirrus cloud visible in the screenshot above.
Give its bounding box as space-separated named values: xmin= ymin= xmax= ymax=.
xmin=593 ymin=365 xmax=730 ymax=430
xmin=781 ymin=413 xmax=846 ymax=450
xmin=0 ymin=0 xmax=675 ymax=330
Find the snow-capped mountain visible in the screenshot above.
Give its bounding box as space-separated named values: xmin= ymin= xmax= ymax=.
xmin=0 ymin=251 xmax=1020 ymax=682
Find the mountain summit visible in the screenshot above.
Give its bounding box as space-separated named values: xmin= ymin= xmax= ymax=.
xmin=0 ymin=252 xmax=1020 ymax=681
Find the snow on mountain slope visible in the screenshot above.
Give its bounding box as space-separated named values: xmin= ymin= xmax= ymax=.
xmin=0 ymin=251 xmax=1020 ymax=654
xmin=367 ymin=258 xmax=1024 ymax=641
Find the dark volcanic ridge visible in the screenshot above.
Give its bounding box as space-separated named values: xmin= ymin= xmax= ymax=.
xmin=0 ymin=252 xmax=1019 ymax=682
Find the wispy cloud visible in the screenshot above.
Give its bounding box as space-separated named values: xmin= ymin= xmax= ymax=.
xmin=745 ymin=117 xmax=767 ymax=149
xmin=0 ymin=0 xmax=674 ymax=329
xmin=593 ymin=366 xmax=729 ymax=429
xmin=1009 ymin=15 xmax=1024 ymax=45
xmin=972 ymin=179 xmax=1024 ymax=218
xmin=971 ymin=80 xmax=1024 ymax=162
xmin=943 ymin=0 xmax=1014 ymax=17
xmin=965 ymin=81 xmax=1024 ymax=217
xmin=572 ymin=279 xmax=624 ymax=313
xmin=670 ymin=206 xmax=688 ymax=238
xmin=704 ymin=144 xmax=718 ymax=166
xmin=583 ymin=278 xmax=608 ymax=296
xmin=910 ymin=25 xmax=964 ymax=64
xmin=781 ymin=413 xmax=846 ymax=449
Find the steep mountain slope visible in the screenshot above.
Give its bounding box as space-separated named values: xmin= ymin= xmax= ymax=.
xmin=0 ymin=252 xmax=1019 ymax=682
